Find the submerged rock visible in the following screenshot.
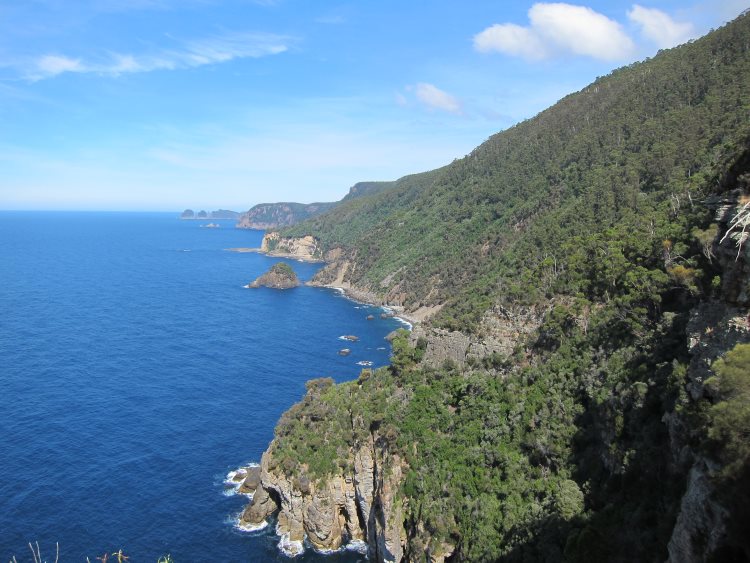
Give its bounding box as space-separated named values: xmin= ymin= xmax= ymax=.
xmin=248 ymin=263 xmax=300 ymax=289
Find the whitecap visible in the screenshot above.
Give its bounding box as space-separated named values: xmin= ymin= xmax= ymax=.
xmin=225 ymin=468 xmax=247 ymax=483
xmin=223 ymin=463 xmax=259 ymax=496
xmin=345 ymin=539 xmax=368 ymax=554
xmin=235 ymin=518 xmax=269 ymax=533
xmin=394 ymin=316 xmax=413 ymax=330
xmin=277 ymin=529 xmax=304 ymax=557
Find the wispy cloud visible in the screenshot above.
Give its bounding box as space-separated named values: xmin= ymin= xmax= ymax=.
xmin=627 ymin=5 xmax=695 ymax=49
xmin=474 ymin=2 xmax=635 ymax=62
xmin=315 ymin=14 xmax=346 ymax=25
xmin=410 ymin=83 xmax=462 ymax=114
xmin=23 ymin=31 xmax=292 ymax=80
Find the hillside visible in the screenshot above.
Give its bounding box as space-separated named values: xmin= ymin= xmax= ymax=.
xmin=236 ymin=201 xmax=337 ymax=229
xmin=282 ymin=11 xmax=750 ymax=333
xmin=236 ymin=181 xmax=397 ymax=229
xmin=242 ymin=12 xmax=750 ymax=563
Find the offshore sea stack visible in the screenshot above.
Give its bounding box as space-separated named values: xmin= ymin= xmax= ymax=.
xmin=248 ymin=262 xmax=300 ymax=289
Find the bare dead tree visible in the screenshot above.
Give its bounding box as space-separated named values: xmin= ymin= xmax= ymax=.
xmin=720 ymin=200 xmax=750 ymax=260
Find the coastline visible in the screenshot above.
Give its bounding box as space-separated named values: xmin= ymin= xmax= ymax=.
xmin=308 ymin=281 xmax=418 ymax=329
xmin=232 ymin=234 xmax=419 ymax=325
xmin=224 ymin=247 xmax=325 ymax=263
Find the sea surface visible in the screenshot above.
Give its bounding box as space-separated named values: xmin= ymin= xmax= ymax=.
xmin=0 ymin=212 xmax=406 ymax=562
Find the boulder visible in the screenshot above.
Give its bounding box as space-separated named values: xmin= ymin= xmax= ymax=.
xmin=239 ymin=466 xmax=262 ymax=494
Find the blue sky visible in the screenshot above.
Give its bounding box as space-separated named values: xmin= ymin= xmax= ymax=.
xmin=0 ymin=0 xmax=747 ymax=211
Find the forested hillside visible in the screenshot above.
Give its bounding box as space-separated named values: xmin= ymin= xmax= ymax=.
xmin=284 ymin=11 xmax=750 ymax=333
xmin=243 ymin=12 xmax=750 ymax=563
xmin=237 ymin=181 xmax=398 ymax=229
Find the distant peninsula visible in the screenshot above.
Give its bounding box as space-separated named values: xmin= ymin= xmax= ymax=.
xmin=235 ymin=182 xmax=394 ymax=229
xmin=247 ymin=263 xmax=300 ymax=289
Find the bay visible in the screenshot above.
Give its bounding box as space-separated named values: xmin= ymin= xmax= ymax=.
xmin=0 ymin=212 xmax=404 ymax=562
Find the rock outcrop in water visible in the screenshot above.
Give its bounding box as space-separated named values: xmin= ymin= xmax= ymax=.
xmin=248 ymin=263 xmax=300 ymax=289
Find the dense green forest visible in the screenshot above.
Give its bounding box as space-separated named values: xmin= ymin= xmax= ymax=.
xmin=263 ymin=12 xmax=750 ymax=563
xmin=284 ymin=11 xmax=750 ymax=333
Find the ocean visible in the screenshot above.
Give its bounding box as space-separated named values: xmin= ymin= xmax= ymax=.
xmin=0 ymin=212 xmax=406 ymax=562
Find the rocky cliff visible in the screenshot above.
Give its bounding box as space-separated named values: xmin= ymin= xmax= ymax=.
xmin=664 ymin=186 xmax=750 ymax=563
xmin=238 ymin=404 xmax=414 ymax=561
xmin=258 ymin=232 xmax=323 ymax=262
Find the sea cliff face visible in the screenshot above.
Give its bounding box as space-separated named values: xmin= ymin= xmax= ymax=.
xmin=258 ymin=232 xmax=323 ymax=261
xmin=239 ymin=417 xmax=412 ymax=561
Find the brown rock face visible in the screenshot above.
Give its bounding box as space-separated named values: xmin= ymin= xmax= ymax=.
xmin=238 ymin=466 xmax=261 ymax=494
xmin=240 ymin=485 xmax=277 ymax=525
xmin=239 ymin=433 xmax=411 ymax=562
xmin=259 ymin=233 xmax=322 ymax=261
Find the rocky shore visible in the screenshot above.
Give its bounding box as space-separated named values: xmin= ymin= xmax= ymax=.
xmin=236 ymin=432 xmax=412 ymax=561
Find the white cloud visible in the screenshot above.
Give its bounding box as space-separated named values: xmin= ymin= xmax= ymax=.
xmin=413 ymin=83 xmax=462 ymax=114
xmin=36 ymin=55 xmax=85 ymax=76
xmin=627 ymin=5 xmax=695 ymax=49
xmin=474 ymin=2 xmax=635 ymax=61
xmin=530 ymin=3 xmax=635 ymax=60
xmin=26 ymin=31 xmax=291 ymax=80
xmin=474 ymin=23 xmax=547 ymax=60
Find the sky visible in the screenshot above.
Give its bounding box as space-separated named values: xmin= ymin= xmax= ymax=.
xmin=0 ymin=0 xmax=748 ymax=211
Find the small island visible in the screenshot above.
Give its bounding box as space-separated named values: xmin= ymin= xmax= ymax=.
xmin=247 ymin=262 xmax=300 ymax=289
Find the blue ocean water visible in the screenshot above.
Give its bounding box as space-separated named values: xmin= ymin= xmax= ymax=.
xmin=0 ymin=212 xmax=405 ymax=562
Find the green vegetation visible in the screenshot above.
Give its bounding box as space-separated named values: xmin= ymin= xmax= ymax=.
xmin=241 ymin=202 xmax=337 ymax=228
xmin=270 ymin=262 xmax=296 ymax=278
xmin=270 ymin=302 xmax=697 ymax=561
xmin=264 ymin=13 xmax=750 ymax=563
xmin=284 ymin=12 xmax=750 ymax=334
xmin=707 ymin=343 xmax=750 ymax=472
xmin=241 ymin=182 xmax=397 ymax=229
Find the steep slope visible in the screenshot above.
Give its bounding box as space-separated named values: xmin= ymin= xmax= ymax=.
xmin=242 ymin=12 xmax=750 ymax=563
xmin=236 ymin=201 xmax=337 ymax=229
xmin=281 ymin=12 xmax=750 ymax=332
xmin=236 ymin=180 xmax=400 ymax=229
